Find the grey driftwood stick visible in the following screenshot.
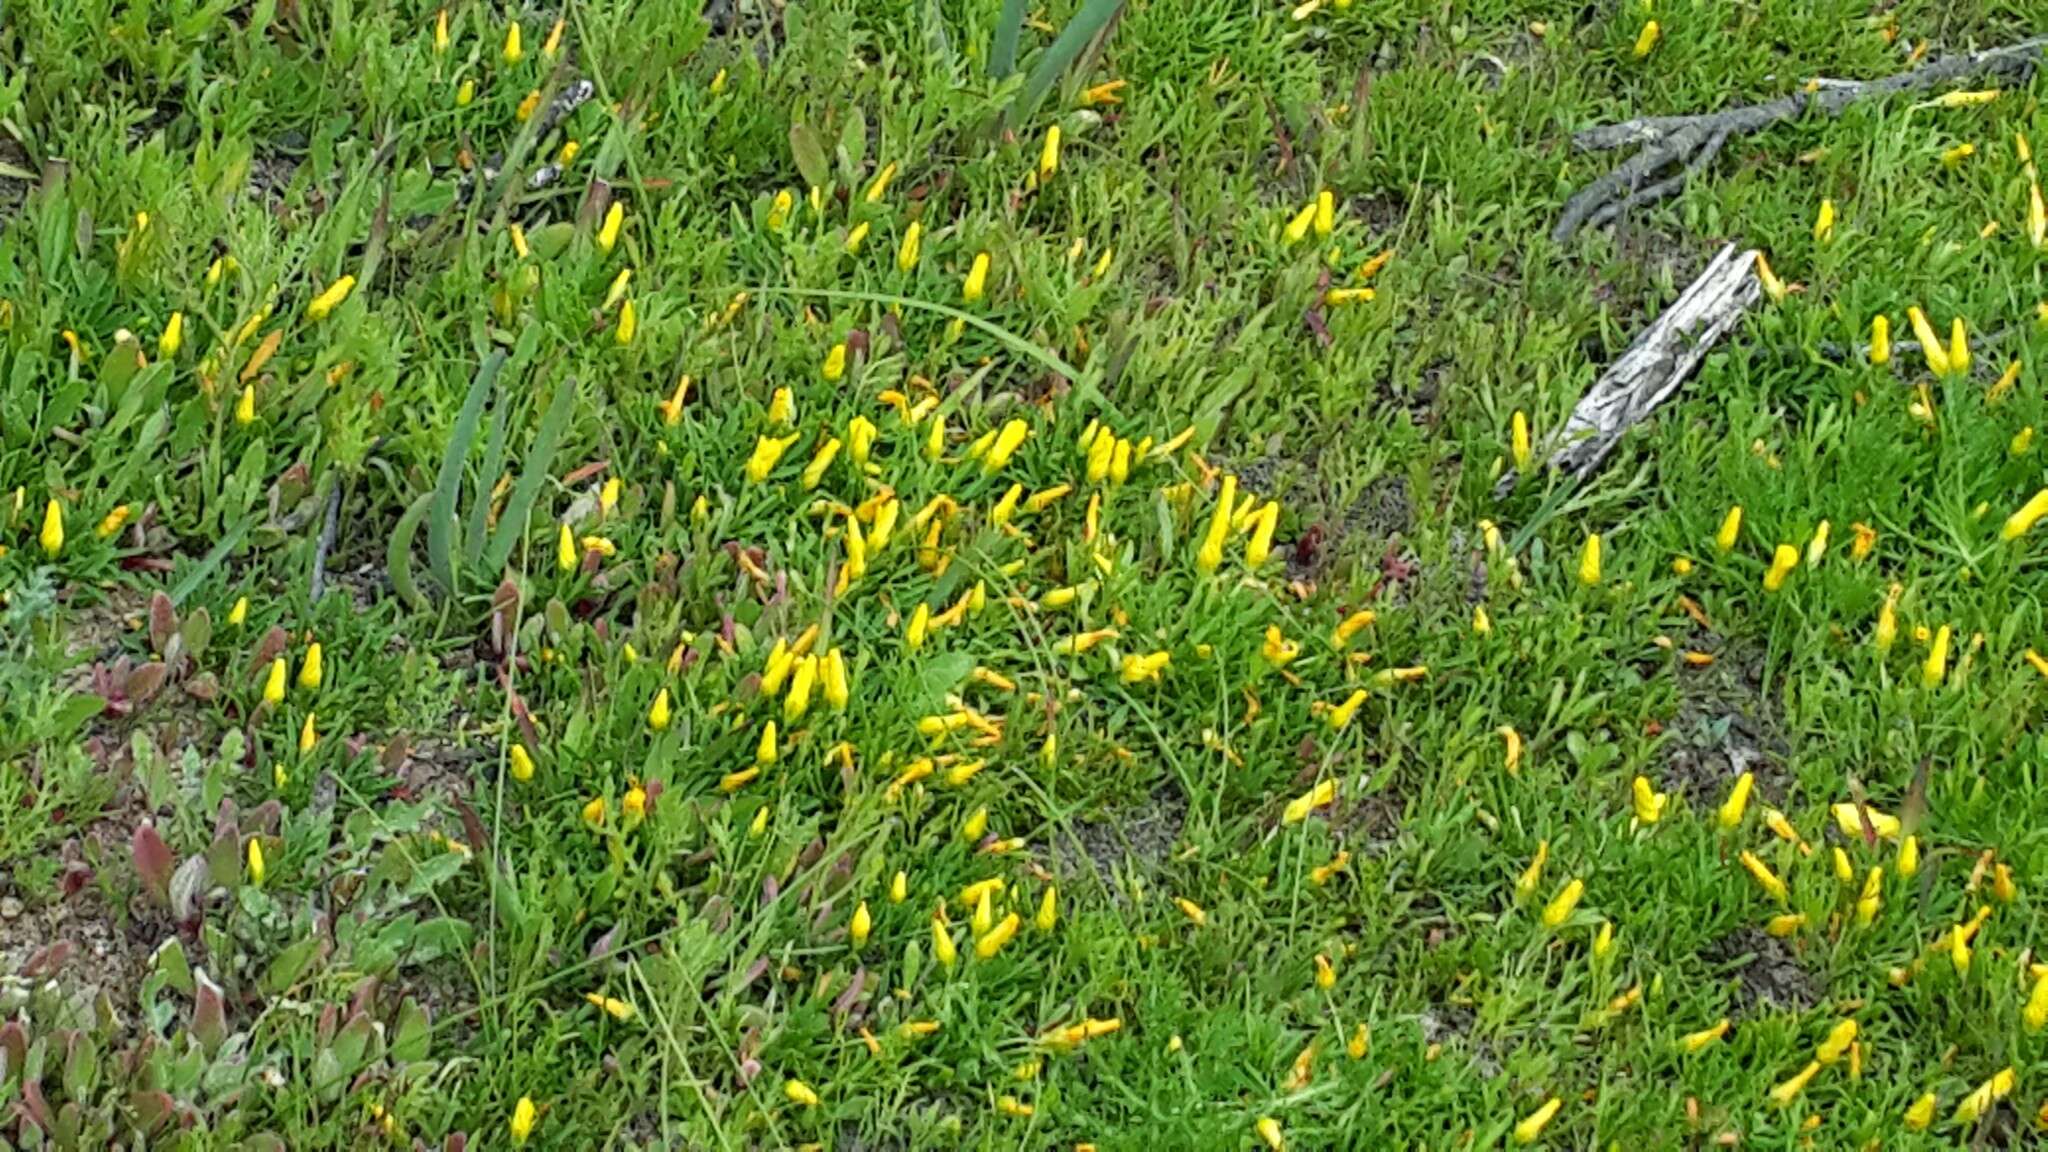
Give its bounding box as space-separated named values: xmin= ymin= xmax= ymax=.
xmin=1495 ymin=242 xmax=1760 ymax=497
xmin=1554 ymin=36 xmax=2048 ymax=240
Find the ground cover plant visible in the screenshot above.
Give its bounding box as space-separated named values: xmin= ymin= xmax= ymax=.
xmin=4 ymin=0 xmax=2048 ymax=1147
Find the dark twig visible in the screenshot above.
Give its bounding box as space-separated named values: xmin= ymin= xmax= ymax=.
xmin=1556 ymin=36 xmax=2048 ymax=241
xmin=311 ymin=480 xmax=343 ymax=603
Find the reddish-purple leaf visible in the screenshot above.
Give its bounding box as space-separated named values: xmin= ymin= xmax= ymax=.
xmin=132 ymin=823 xmax=174 ymax=903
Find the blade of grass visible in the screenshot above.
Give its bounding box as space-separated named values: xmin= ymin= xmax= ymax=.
xmin=430 ymin=350 xmax=507 ymax=595
xmin=482 ymin=376 xmax=579 ymax=576
xmin=990 ymin=0 xmax=1027 ymax=80
xmin=1008 ymin=0 xmax=1124 ymax=127
xmin=463 ymin=398 xmax=513 ymax=572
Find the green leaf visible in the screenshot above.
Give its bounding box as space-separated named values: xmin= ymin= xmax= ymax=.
xmin=429 ymin=351 xmax=507 ymax=595
xmin=482 ymin=375 xmax=579 ymax=576
xmin=386 ymin=493 xmax=433 ymax=610
xmin=1009 ymin=0 xmax=1124 ymax=127
xmin=990 ymin=0 xmax=1028 ymax=80
xmin=262 ymin=936 xmax=321 ymax=997
xmin=789 ymin=122 xmax=829 ymax=190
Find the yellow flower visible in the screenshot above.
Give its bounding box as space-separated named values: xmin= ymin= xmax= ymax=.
xmin=1874 ymin=583 xmax=1900 ymax=653
xmin=227 ymin=597 xmax=248 ymax=626
xmin=1949 ymin=316 xmax=1971 ymax=376
xmin=864 ymin=162 xmax=897 ymax=203
xmin=298 ymin=711 xmax=318 ymax=754
xmin=455 ymin=78 xmax=475 ymax=107
xmin=263 ymin=657 xmax=288 ymax=706
xmin=1577 ymin=532 xmax=1601 ymax=586
xmin=800 ymin=437 xmax=841 ymax=490
xmin=975 ymin=912 xmax=1020 ymax=958
xmin=236 ymin=384 xmax=257 ymax=424
xmin=1906 ymin=306 xmax=1951 ymax=376
xmin=1855 ymin=866 xmax=1883 ymax=924
xmin=767 ymin=188 xmax=792 ymax=230
xmin=1120 ymin=651 xmax=1172 ymax=685
xmin=1262 ymin=625 xmax=1300 ymax=666
xmin=1897 ymin=834 xmax=1920 ymax=877
xmin=783 ymin=654 xmax=818 ymax=722
xmin=1804 ymin=520 xmax=1829 ymax=567
xmin=1631 ymin=775 xmax=1667 ymax=824
xmin=1541 ymin=878 xmax=1584 ymax=927
xmin=1830 ymin=802 xmax=1899 ymax=840
xmin=1762 ymin=543 xmax=1798 ymax=592
xmin=1950 ymin=922 xmax=1972 ymax=973
xmin=1903 ymin=1092 xmax=1936 ymax=1131
xmin=960 ymin=805 xmax=988 ymax=842
xmin=1715 ymin=506 xmax=1742 ymax=552
xmin=96 ymin=506 xmax=130 ymax=543
xmin=622 ymin=784 xmax=646 ymax=826
xmin=1038 ymin=125 xmax=1060 ymax=181
xmin=931 ymin=916 xmax=957 ymax=967
xmin=844 ymin=221 xmax=871 ymax=253
xmin=1510 ymin=410 xmax=1531 ymax=471
xmin=583 ymin=993 xmax=633 ymax=1021
xmin=247 ymin=837 xmax=266 ymax=886
xmin=1739 ymin=851 xmax=1788 ymax=903
xmin=1333 ymin=610 xmax=1375 ymax=648
xmin=1284 ymin=200 xmax=1316 ymax=244
xmin=1941 ymin=142 xmax=1976 ymax=168
xmin=648 ymin=688 xmax=672 ymax=732
xmin=542 ymin=16 xmax=565 ymax=59
xmin=1815 ymin=1018 xmax=1857 ymax=1064
xmin=1346 ymin=1023 xmax=1370 ymax=1059
xmin=1174 ymin=897 xmax=1208 ymax=926
xmin=305 ymin=275 xmax=356 ymax=320
xmin=1314 ymin=952 xmax=1337 ymax=989
xmin=1631 ymin=19 xmax=1660 ymax=58
xmin=1036 ymin=886 xmax=1058 ymax=932
xmin=1495 ymin=725 xmax=1522 ymax=776
xmin=1515 ymin=840 xmax=1549 ymax=902
xmin=1813 ymin=198 xmax=1835 ymax=242
xmin=985 ymin=418 xmax=1030 ymax=472
xmin=581 ymin=796 xmax=606 ymax=829
xmin=846 ymin=415 xmax=877 ymax=466
xmin=1246 ymin=503 xmax=1279 ymax=567
xmin=906 ymin=602 xmax=931 ymax=650
xmin=746 ymin=433 xmax=800 ymax=483
xmin=297 ymin=642 xmax=323 ymax=691
xmin=784 ymin=1079 xmax=820 ymax=1108
xmin=821 ymin=342 xmax=847 ymax=383
xmin=502 ymin=21 xmax=523 ymax=62
xmin=1765 ymin=913 xmax=1805 ymax=938
xmin=614 ymin=299 xmax=637 ymax=345
xmin=822 ymin=648 xmax=849 ymax=711
xmin=556 ymin=523 xmax=577 ymax=572
xmin=1681 ymin=1018 xmax=1730 ymax=1053
xmin=1717 ymin=772 xmax=1753 ymax=829
xmin=1513 ymin=1097 xmax=1561 ymax=1144
xmin=595 ymin=202 xmax=624 ymax=254
xmin=1327 ymin=688 xmax=1367 ymax=730
xmin=963 ymin=252 xmax=990 ymax=302
xmin=510 ymin=1096 xmax=537 ymax=1146
xmin=897 ymin=221 xmax=923 ymax=272
xmin=1953 ymin=1067 xmax=2015 ymax=1125
xmin=433 ymin=7 xmax=450 ymax=53
xmin=1283 ymin=779 xmax=1338 ymax=825
xmin=850 ymin=900 xmax=872 ymax=947
xmin=1869 ymin=314 xmax=1890 ymax=364
xmin=1768 ymin=1061 xmax=1820 ymax=1106
xmin=1753 ymin=252 xmax=1787 ymax=303
xmin=158 ymin=311 xmax=183 ymax=357
xmin=38 ymin=498 xmax=64 ymax=557
xmin=1196 ymin=473 xmax=1237 ymax=572
xmin=1313 ymin=189 xmax=1335 ymax=237
xmin=1922 ymin=624 xmax=1950 ymax=687
xmin=2002 ymin=488 xmax=2048 ymax=540
xmin=756 ymin=720 xmax=778 ymax=766
xmin=509 ymin=744 xmax=535 ymax=782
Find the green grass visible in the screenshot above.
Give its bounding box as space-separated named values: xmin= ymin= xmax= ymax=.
xmin=4 ymin=0 xmax=2048 ymax=1148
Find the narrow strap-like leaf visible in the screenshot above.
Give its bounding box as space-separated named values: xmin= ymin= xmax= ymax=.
xmin=429 ymin=350 xmax=506 ymax=594
xmin=1009 ymin=0 xmax=1124 ymax=127
xmin=990 ymin=0 xmax=1028 ymax=80
xmin=483 ymin=376 xmax=579 ymax=577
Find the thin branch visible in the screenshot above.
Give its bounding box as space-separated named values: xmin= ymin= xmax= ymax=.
xmin=1556 ymin=37 xmax=2048 ymax=240
xmin=311 ymin=480 xmax=343 ymax=602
